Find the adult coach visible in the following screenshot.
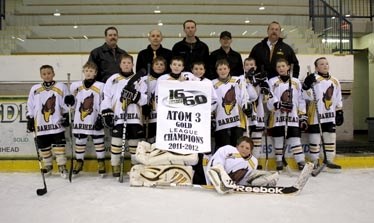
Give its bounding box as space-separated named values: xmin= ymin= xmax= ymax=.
xmin=172 ymin=19 xmax=209 ymax=72
xmin=249 ymin=21 xmax=299 ymax=79
xmin=136 ymin=29 xmax=172 ymax=73
xmin=88 ymin=26 xmax=127 ymax=83
xmin=208 ymin=31 xmax=243 ymax=79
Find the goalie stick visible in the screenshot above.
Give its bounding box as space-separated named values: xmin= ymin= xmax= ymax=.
xmin=208 ymin=162 xmax=313 ymax=195
xmin=151 ymin=162 xmax=313 ymax=195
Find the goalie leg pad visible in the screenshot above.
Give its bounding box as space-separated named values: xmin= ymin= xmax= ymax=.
xmin=129 ymin=164 xmax=193 ymax=187
xmin=135 ymin=144 xmax=198 ymax=166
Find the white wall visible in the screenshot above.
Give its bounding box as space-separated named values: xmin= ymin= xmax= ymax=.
xmin=0 ymin=54 xmax=353 ymax=82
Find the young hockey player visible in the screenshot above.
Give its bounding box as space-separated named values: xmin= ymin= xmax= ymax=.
xmin=26 ymin=65 xmax=70 ymax=178
xmin=267 ymin=58 xmax=307 ymax=171
xmin=206 ymin=136 xmax=279 ymax=189
xmin=302 ymin=57 xmax=343 ymax=169
xmin=64 ymin=61 xmax=106 ymax=176
xmin=211 ymin=59 xmax=253 ymax=153
xmin=239 ymin=57 xmax=273 ymax=169
xmin=142 ymin=56 xmax=167 ymax=143
xmin=156 ymin=55 xmax=199 ymax=83
xmin=100 ymin=54 xmax=148 ymax=177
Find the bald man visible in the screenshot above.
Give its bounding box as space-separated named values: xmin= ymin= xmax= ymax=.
xmin=136 ymin=29 xmax=172 ymax=73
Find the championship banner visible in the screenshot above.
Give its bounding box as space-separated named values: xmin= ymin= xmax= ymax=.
xmin=155 ymin=80 xmax=211 ymax=154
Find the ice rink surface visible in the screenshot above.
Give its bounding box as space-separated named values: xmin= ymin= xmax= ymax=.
xmin=1 ymin=169 xmax=373 ymax=223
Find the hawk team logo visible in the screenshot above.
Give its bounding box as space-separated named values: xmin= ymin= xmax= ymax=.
xmin=323 ymin=84 xmax=334 ymax=110
xmin=222 ymin=86 xmax=236 ymax=115
xmin=280 ymin=89 xmax=292 ymax=103
xmin=79 ymin=93 xmax=94 ymax=121
xmin=229 ymin=168 xmax=248 ymax=183
xmin=42 ymin=94 xmax=56 ymax=122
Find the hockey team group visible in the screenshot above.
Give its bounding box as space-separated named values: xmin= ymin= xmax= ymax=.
xmin=25 ymin=26 xmax=344 ymax=196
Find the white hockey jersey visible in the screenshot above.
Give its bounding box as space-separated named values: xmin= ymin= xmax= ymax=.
xmin=267 ymin=76 xmax=306 ymax=128
xmin=101 ymin=73 xmax=148 ymax=125
xmin=200 ymin=77 xmax=218 ymax=112
xmin=207 ymin=145 xmax=258 ymax=185
xmin=26 ymin=82 xmax=69 ymax=136
xmin=302 ymin=73 xmax=343 ymax=125
xmin=69 ymin=80 xmax=104 ymax=135
xmin=212 ymin=76 xmax=248 ymax=131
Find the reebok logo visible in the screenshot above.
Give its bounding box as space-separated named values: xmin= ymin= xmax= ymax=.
xmin=234 ymin=185 xmax=284 ymax=194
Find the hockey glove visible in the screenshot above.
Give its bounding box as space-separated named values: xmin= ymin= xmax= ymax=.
xmin=335 ymin=110 xmax=344 ymax=126
xmin=26 ymin=116 xmax=35 ymax=132
xmin=102 ymin=109 xmax=114 ymax=128
xmin=142 ymin=104 xmax=151 ymax=118
xmin=302 ymin=74 xmax=316 ymax=90
xmin=121 ymin=86 xmax=140 ymax=104
xmin=259 ymin=81 xmax=271 ymax=95
xmin=64 ymin=94 xmax=75 ymax=106
xmin=244 ymin=67 xmax=256 ymax=80
xmin=94 ymin=115 xmax=104 ymax=130
xmin=299 ymin=114 xmax=308 ymax=131
xmin=61 ymin=113 xmax=70 ymax=127
xmin=242 ymin=102 xmax=253 ymax=118
xmin=274 ymin=101 xmax=293 ymax=113
xmin=254 ymin=70 xmax=267 ymax=84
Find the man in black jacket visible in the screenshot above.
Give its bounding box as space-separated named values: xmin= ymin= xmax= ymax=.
xmin=249 ymin=21 xmax=299 ymax=79
xmin=172 ymin=20 xmax=210 ymax=73
xmin=208 ymin=31 xmax=244 ymax=79
xmin=88 ymin=26 xmax=127 ymax=83
xmin=136 ymin=29 xmax=172 ymax=73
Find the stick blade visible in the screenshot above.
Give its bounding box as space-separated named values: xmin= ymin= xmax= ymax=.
xmin=36 ymin=188 xmax=47 ymax=196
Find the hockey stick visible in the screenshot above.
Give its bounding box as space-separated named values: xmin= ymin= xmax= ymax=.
xmin=264 ymin=113 xmax=269 ymax=170
xmin=118 ymin=69 xmax=146 ymax=183
xmin=67 ymin=73 xmax=74 ymax=182
xmin=145 ymin=63 xmax=151 ymax=141
xmin=119 ymin=98 xmax=129 ymax=183
xmin=307 ymin=66 xmax=328 ymax=177
xmin=280 ymin=64 xmax=294 ymax=175
xmin=32 ymin=130 xmax=48 ymax=196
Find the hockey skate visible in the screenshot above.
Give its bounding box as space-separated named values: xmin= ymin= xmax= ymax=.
xmin=58 ymin=165 xmax=68 ymax=179
xmin=297 ymin=161 xmax=305 ymax=171
xmin=41 ymin=165 xmax=53 ymax=175
xmin=276 ymin=161 xmax=283 ymax=171
xmin=98 ymin=159 xmax=106 ymax=177
xmin=72 ymin=159 xmax=84 ymax=175
xmin=325 ymin=160 xmax=341 ymax=173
